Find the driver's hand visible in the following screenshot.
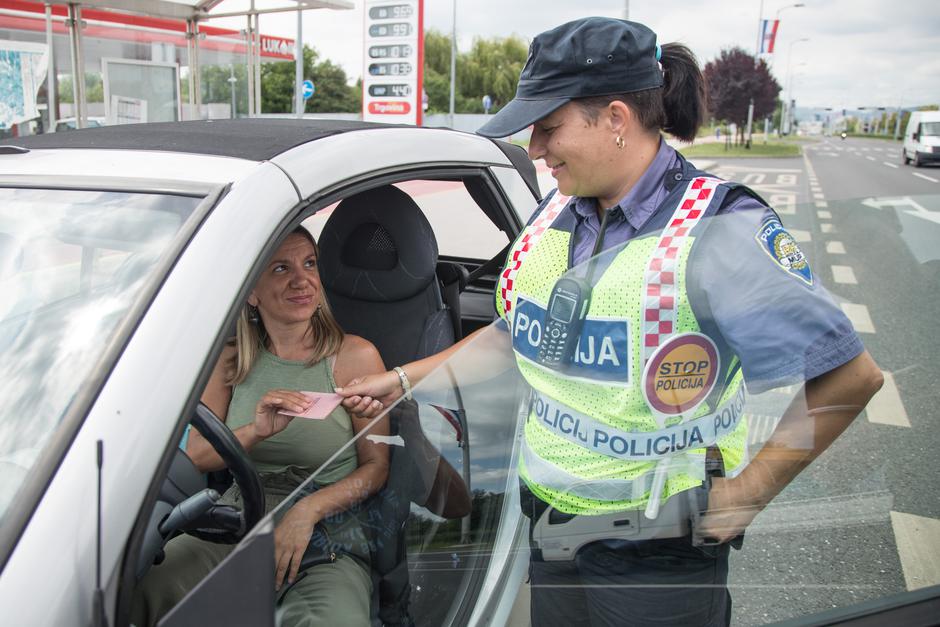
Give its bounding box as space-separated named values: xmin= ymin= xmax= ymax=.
xmin=254 ymin=389 xmax=309 ymax=439
xmin=336 ymin=370 xmax=403 ymax=412
xmin=274 ymin=502 xmax=317 ymax=590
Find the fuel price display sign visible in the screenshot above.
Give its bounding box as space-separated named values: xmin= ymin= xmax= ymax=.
xmin=362 ymin=0 xmax=423 ymax=125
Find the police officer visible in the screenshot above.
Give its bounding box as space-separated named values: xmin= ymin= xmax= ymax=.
xmin=338 ymin=17 xmax=883 ymax=626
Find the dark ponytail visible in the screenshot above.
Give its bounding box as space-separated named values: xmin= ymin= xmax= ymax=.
xmin=574 ymin=42 xmax=707 ymax=143
xmin=659 ymin=43 xmax=707 ymax=142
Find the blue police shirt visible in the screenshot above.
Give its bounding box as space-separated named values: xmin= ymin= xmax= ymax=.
xmin=517 ymin=139 xmax=863 ymax=394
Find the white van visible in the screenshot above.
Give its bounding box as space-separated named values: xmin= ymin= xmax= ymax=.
xmin=902 ymin=110 xmax=940 ymax=167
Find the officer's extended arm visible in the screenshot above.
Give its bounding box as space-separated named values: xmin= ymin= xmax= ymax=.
xmin=337 ymin=324 xmax=516 ymax=410
xmin=700 ymin=349 xmax=884 ymax=542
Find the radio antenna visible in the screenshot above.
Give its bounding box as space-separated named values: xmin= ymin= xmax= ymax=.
xmin=93 ymin=440 xmax=109 ymax=627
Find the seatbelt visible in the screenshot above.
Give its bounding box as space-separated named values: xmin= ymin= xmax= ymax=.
xmin=467 ymin=242 xmax=512 ymax=284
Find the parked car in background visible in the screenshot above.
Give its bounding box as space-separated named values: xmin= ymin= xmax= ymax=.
xmin=902 ymin=110 xmax=940 ymax=166
xmin=54 ymin=116 xmax=106 ymax=132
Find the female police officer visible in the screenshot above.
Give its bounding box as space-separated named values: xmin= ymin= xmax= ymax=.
xmin=338 ymin=17 xmax=883 ymax=626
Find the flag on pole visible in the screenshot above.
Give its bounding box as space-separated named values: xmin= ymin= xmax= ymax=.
xmin=760 ymin=19 xmax=780 ymax=54
xmin=430 ymin=404 xmax=464 ymax=445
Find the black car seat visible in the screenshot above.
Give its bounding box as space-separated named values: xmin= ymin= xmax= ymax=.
xmin=318 ymin=185 xmax=459 ymax=626
xmin=318 ymin=184 xmax=457 ymax=368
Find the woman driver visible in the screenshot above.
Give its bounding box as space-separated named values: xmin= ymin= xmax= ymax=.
xmin=134 ymin=227 xmax=389 ymax=627
xmin=339 ymin=17 xmax=883 ymax=626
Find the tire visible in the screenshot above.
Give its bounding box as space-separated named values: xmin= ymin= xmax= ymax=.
xmin=913 ymin=151 xmax=923 ymax=167
xmin=903 ymin=149 xmax=911 ymax=165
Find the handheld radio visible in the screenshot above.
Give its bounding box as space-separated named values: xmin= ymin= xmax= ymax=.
xmin=536 ymin=276 xmax=592 ymax=368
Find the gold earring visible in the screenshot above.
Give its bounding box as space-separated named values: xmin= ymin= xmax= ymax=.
xmin=616 ymin=136 xmax=625 ymax=149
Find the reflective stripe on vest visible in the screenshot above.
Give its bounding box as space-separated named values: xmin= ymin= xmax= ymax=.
xmin=529 ymin=384 xmax=746 ymax=462
xmin=642 ymin=177 xmax=722 ymax=362
xmin=521 ymin=438 xmax=705 ymax=503
xmin=498 ymin=190 xmax=571 ymax=319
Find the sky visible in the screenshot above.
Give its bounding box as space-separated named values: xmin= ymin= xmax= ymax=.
xmin=207 ymin=0 xmax=940 ymax=110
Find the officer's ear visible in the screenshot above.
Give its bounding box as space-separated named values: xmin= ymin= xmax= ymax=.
xmin=606 ymin=100 xmax=633 ymax=137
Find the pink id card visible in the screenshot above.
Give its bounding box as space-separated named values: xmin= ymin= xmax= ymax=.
xmin=279 ymin=391 xmax=343 ymax=419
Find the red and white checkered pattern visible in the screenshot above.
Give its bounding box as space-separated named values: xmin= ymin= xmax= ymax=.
xmin=642 ymin=177 xmax=721 ymax=361
xmin=499 ymin=190 xmax=571 ymax=318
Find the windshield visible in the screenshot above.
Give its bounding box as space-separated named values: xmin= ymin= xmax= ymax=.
xmin=0 ymin=187 xmax=200 ymax=522
xmin=242 ymin=176 xmax=940 ymax=625
xmin=922 ymin=121 xmax=940 ymax=136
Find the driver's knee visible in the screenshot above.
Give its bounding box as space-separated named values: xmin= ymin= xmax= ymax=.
xmin=278 ymin=556 xmax=372 ymax=627
xmin=131 ymin=534 xmax=232 ymax=627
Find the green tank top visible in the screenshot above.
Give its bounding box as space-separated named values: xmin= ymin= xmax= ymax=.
xmin=227 ymin=349 xmax=358 ymax=486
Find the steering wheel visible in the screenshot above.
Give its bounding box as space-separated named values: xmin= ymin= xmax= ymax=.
xmin=185 ymin=402 xmax=265 ymax=544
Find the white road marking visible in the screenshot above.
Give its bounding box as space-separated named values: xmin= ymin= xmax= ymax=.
xmin=826 ymin=241 xmax=846 ymax=254
xmin=913 ymin=172 xmax=939 ymax=183
xmin=891 ymin=511 xmax=940 ymax=591
xmin=817 ymin=210 xmax=832 ymax=219
xmin=883 ymin=162 xmax=899 ymax=169
xmin=821 ymin=223 xmax=834 ymax=233
xmin=719 ymin=165 xmax=802 ymax=173
xmin=831 ymin=265 xmax=858 ymax=284
xmin=867 ymin=371 xmax=910 ymax=427
xmin=769 ymin=193 xmax=796 ymax=215
xmin=866 ymin=156 xmax=877 ymax=161
xmin=742 ymin=173 xmax=766 ymax=185
xmin=789 ymin=228 xmax=811 ymax=242
xmin=813 ymin=192 xmax=825 ymax=199
xmin=841 ymin=302 xmax=875 ymax=333
xmin=815 ymin=200 xmax=828 ymax=208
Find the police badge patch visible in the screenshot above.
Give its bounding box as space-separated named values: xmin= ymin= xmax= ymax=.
xmin=755 ymin=218 xmax=813 ymax=285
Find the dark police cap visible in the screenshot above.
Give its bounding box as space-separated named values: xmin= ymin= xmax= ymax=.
xmin=477 ymin=17 xmax=663 ymax=138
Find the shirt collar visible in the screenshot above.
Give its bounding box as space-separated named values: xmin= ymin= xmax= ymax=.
xmin=570 ymin=138 xmax=680 ymax=230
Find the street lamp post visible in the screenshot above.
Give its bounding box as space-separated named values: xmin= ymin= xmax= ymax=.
xmin=449 ymin=0 xmax=457 ymax=128
xmin=783 ymin=38 xmax=809 ymax=134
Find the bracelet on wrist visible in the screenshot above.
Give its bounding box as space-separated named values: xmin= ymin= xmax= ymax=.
xmin=393 ymin=366 xmax=412 ymax=400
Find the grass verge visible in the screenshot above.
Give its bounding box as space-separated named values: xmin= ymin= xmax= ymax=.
xmin=679 ymin=141 xmax=802 ymax=158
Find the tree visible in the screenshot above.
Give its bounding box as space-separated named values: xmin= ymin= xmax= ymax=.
xmin=57 ymin=72 xmax=104 ymax=103
xmin=422 ymin=30 xmax=528 ymax=114
xmin=703 ymin=48 xmax=781 ymax=144
xmin=260 ymin=45 xmax=359 ymax=114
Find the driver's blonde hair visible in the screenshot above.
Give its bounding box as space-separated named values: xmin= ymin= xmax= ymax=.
xmin=226 ymin=229 xmax=344 ymax=386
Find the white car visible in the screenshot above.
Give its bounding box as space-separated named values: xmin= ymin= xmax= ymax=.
xmin=1 ymin=120 xmax=938 ymax=627
xmin=0 ymin=119 xmax=540 ymax=626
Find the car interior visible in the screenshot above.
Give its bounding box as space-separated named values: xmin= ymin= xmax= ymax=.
xmin=128 ymin=170 xmax=526 ymax=626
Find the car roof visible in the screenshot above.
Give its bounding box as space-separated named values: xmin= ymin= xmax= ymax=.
xmin=0 ymin=119 xmax=541 ymax=198
xmin=1 ymin=119 xmax=411 ymax=161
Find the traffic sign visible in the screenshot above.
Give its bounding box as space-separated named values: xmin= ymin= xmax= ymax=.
xmin=302 ymin=80 xmax=315 ymax=100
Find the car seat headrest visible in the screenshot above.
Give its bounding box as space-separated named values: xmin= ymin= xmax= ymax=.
xmin=319 ymin=185 xmax=439 ymax=302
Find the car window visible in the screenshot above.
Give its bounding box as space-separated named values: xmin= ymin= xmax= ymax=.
xmin=0 ymin=187 xmax=201 ymax=522
xmin=303 ymin=179 xmax=509 ymax=260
